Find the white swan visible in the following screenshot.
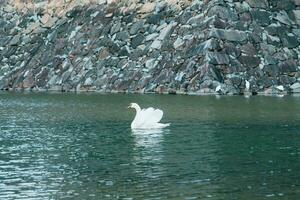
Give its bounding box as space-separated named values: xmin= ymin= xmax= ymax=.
xmin=128 ymin=103 xmax=170 ymax=129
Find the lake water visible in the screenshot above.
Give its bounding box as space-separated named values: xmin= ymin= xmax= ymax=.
xmin=0 ymin=92 xmax=299 ymax=199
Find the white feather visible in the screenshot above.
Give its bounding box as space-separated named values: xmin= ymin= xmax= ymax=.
xmin=129 ymin=103 xmax=170 ymax=129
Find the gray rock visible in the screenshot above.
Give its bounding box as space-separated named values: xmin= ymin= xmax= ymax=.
xmin=83 ymin=58 xmax=94 ymax=70
xmin=292 ymin=29 xmax=300 ymax=37
xmin=150 ymin=40 xmax=162 ymax=49
xmin=130 ymin=20 xmax=144 ymax=35
xmin=186 ymin=39 xmax=218 ymax=57
xmin=245 ymin=0 xmax=268 ymax=8
xmin=294 ymin=0 xmax=300 ymax=6
xmin=9 ymin=35 xmax=20 ymax=46
xmin=1 ymin=0 xmax=300 ymax=95
xmin=274 ymin=11 xmax=294 ymax=26
xmin=267 ymin=35 xmax=281 ymax=46
xmin=290 ymin=82 xmax=300 ymax=93
xmin=145 ymin=33 xmax=159 ymax=41
xmin=145 ymin=58 xmax=158 ymax=69
xmin=158 ymin=22 xmax=177 ymax=41
xmin=206 ymin=52 xmax=230 ymax=65
xmin=173 ymin=37 xmax=184 ymax=49
xmin=260 ymin=43 xmax=276 ymax=55
xmin=116 ymin=31 xmax=129 ymax=41
xmin=110 ymin=21 xmax=121 ymax=35
xmin=272 ymin=0 xmax=295 ymax=11
xmin=84 ymin=77 xmax=93 ymax=86
xmin=208 ymin=5 xmax=238 ymax=21
xmin=293 ymin=10 xmax=300 ymax=25
xmin=264 ymin=54 xmax=278 ymax=65
xmin=210 ymin=28 xmax=248 ymax=42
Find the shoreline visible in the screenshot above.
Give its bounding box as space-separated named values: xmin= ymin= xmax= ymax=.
xmin=1 ymin=87 xmax=298 ymax=97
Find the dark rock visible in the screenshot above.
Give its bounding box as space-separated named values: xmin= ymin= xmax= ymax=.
xmin=263 ymin=65 xmax=279 ymax=77
xmin=146 ymin=13 xmax=163 ymax=24
xmin=130 ymin=48 xmax=144 ymax=61
xmin=257 ymin=77 xmax=277 ymax=88
xmin=279 ymin=60 xmax=297 ymax=73
xmin=118 ymin=46 xmax=130 ymax=57
xmin=131 ymin=34 xmax=145 ymax=49
xmin=251 ymin=10 xmax=271 ymax=26
xmin=123 ymin=13 xmax=136 ymax=23
xmin=239 ymin=56 xmax=261 ymax=68
xmin=213 ymin=18 xmax=228 ymax=29
xmin=110 ymin=21 xmax=121 ymax=35
xmin=279 ymin=75 xmax=296 ymax=85
xmin=229 ymin=76 xmax=242 ymax=87
xmin=249 ymin=32 xmax=262 ymax=43
xmin=265 ymin=25 xmax=285 ymax=36
xmin=282 ymin=34 xmax=300 ymax=48
xmin=224 ymin=43 xmax=241 ymax=57
xmin=241 ymin=43 xmax=257 ymax=56
xmin=2 ymin=46 xmax=17 ymax=58
xmin=66 ymin=6 xmax=82 ymax=18
xmin=229 ymin=59 xmax=246 ymax=73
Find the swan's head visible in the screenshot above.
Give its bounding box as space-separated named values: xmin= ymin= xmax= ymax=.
xmin=128 ymin=103 xmax=141 ymax=111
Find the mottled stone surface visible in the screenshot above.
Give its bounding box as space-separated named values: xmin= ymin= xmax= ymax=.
xmin=0 ymin=0 xmax=299 ymax=95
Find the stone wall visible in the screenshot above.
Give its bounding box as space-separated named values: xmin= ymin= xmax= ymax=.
xmin=0 ymin=0 xmax=300 ymax=95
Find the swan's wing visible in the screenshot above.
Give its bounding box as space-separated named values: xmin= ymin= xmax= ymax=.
xmin=137 ymin=107 xmax=163 ymax=126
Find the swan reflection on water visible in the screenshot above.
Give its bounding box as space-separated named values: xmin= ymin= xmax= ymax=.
xmin=131 ymin=128 xmax=169 ymax=148
xmin=131 ymin=128 xmax=170 ymax=179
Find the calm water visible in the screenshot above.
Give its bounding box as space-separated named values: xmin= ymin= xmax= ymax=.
xmin=0 ymin=93 xmax=299 ymax=199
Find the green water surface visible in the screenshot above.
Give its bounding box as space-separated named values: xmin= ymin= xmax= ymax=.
xmin=0 ymin=93 xmax=299 ymax=199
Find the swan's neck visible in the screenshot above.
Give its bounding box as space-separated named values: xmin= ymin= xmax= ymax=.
xmin=131 ymin=104 xmax=141 ymax=129
xmin=132 ymin=104 xmax=141 ymax=113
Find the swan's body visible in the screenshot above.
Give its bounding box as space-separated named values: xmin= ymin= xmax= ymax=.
xmin=128 ymin=103 xmax=170 ymax=129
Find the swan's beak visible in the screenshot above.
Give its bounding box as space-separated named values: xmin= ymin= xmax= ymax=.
xmin=127 ymin=105 xmax=131 ymax=109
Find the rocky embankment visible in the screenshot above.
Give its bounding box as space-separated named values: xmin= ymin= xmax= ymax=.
xmin=1 ymin=0 xmax=300 ymax=95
